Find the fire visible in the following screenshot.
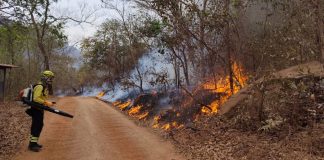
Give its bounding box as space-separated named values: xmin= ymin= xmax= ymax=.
xmin=108 ymin=62 xmax=247 ymax=132
xmin=201 ymin=62 xmax=248 ymax=113
xmin=177 ymin=124 xmax=184 ymax=129
xmin=154 ymin=116 xmax=161 ymax=121
xmin=96 ymin=91 xmax=106 ymax=99
xmin=138 ymin=112 xmax=149 ymax=120
xmin=159 ymin=122 xmax=183 ymax=131
xmin=113 ymin=100 xmax=131 ymax=110
xmin=128 ymin=105 xmax=149 ymax=120
xmin=152 ymin=115 xmax=183 ymax=131
xmin=152 ymin=116 xmax=161 ymax=128
xmin=113 ymin=101 xmax=121 ymax=106
xmin=172 ymin=121 xmax=184 ymax=129
xmin=128 ymin=105 xmax=141 ymax=115
xmin=161 ymin=123 xmax=171 ymax=130
xmin=152 ymin=124 xmax=159 ymax=128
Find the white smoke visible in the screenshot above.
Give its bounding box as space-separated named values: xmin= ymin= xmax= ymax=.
xmin=129 ymin=49 xmax=175 ymax=90
xmin=84 ymin=49 xmax=176 ymax=101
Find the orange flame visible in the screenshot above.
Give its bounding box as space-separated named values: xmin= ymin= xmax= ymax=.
xmin=161 ymin=123 xmax=171 ymax=130
xmin=152 ymin=116 xmax=161 ymax=128
xmin=113 ymin=101 xmax=121 ymax=106
xmin=201 ymin=62 xmax=248 ymax=113
xmin=96 ymin=91 xmax=106 ymax=99
xmin=113 ymin=100 xmax=131 ymax=110
xmin=128 ymin=105 xmax=150 ymax=120
xmin=152 ymin=124 xmax=159 ymax=128
xmin=154 ymin=116 xmax=161 ymax=121
xmin=152 ymin=115 xmax=183 ymax=131
xmin=159 ymin=121 xmax=183 ymax=131
xmin=128 ymin=105 xmax=141 ymax=115
xmin=138 ymin=112 xmax=149 ymax=120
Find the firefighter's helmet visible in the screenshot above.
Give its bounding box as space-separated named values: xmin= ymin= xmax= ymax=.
xmin=42 ymin=70 xmax=55 ymax=78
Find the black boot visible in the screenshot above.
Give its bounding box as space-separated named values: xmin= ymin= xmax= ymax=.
xmin=36 ymin=143 xmax=43 ymax=148
xmin=28 ymin=142 xmax=41 ymax=152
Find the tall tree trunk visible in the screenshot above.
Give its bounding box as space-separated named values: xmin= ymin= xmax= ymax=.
xmin=38 ymin=41 xmax=50 ymax=70
xmin=315 ymin=0 xmax=324 ymax=63
xmin=171 ymin=47 xmax=189 ymax=86
xmin=120 ymin=6 xmax=144 ymax=92
xmin=37 ymin=41 xmax=53 ymax=94
xmin=175 ymin=60 xmax=180 ymax=88
xmin=27 ymin=37 xmax=31 ymax=84
xmin=180 ymin=46 xmax=190 ymax=86
xmin=6 ymin=27 xmax=14 ymax=97
xmin=7 ymin=29 xmax=15 ymax=64
xmin=225 ymin=0 xmax=234 ymax=93
xmin=170 ymin=50 xmax=180 ymax=88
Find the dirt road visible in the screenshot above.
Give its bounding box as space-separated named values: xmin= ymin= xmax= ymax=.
xmin=14 ymin=97 xmax=183 ymax=160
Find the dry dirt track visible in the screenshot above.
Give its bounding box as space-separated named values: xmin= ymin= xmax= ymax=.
xmin=14 ymin=97 xmax=183 ymax=160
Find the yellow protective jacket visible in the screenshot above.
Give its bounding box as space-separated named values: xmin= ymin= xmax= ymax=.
xmin=33 ymin=82 xmax=49 ymax=105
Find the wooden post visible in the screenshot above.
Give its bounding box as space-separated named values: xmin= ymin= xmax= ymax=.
xmin=0 ymin=68 xmax=4 ymax=102
xmin=3 ymin=68 xmax=6 ymax=102
xmin=0 ymin=65 xmax=18 ymax=102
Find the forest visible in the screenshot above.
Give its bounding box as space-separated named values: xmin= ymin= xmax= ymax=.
xmin=0 ymin=0 xmax=323 ymax=159
xmin=0 ymin=0 xmax=322 ymax=97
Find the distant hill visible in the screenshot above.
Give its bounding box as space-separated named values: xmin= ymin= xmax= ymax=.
xmin=55 ymin=45 xmax=82 ymax=68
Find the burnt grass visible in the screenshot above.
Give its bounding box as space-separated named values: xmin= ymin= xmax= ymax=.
xmin=0 ymin=102 xmax=30 ymax=160
xmin=164 ymin=76 xmax=324 ymax=160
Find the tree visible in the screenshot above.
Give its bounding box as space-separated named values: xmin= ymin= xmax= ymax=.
xmin=134 ymin=0 xmax=234 ymax=86
xmin=22 ymin=0 xmax=64 ymax=70
xmin=81 ymin=18 xmax=148 ymax=91
xmin=0 ymin=0 xmax=98 ymax=98
xmin=315 ymin=0 xmax=323 ymax=63
xmin=101 ymin=0 xmax=151 ymax=92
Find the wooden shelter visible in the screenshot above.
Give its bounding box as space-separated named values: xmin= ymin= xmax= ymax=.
xmin=0 ymin=64 xmax=18 ymax=102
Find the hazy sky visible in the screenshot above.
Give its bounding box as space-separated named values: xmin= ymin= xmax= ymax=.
xmin=53 ymin=0 xmax=120 ymax=47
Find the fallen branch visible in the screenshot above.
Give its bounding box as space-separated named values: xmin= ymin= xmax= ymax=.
xmin=180 ymin=85 xmax=213 ymax=112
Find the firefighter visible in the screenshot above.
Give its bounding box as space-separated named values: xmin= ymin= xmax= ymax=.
xmin=28 ymin=70 xmax=55 ymax=152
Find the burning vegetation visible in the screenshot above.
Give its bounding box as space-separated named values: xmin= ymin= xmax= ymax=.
xmin=102 ymin=62 xmax=249 ymax=131
xmin=113 ymin=100 xmax=131 ymax=110
xmin=201 ymin=62 xmax=248 ymax=113
xmin=111 ymin=93 xmax=159 ymax=121
xmin=171 ymin=62 xmax=324 ymax=160
xmin=95 ymin=61 xmax=324 ymax=159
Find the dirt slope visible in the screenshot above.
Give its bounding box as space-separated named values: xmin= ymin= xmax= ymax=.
xmin=13 ymin=97 xmax=183 ymax=160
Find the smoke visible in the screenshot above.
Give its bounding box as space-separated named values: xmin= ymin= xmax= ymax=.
xmin=129 ymin=49 xmax=175 ymax=90
xmin=84 ymin=49 xmax=176 ymax=101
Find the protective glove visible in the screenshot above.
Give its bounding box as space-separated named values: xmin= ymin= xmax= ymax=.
xmin=44 ymin=101 xmax=54 ymax=107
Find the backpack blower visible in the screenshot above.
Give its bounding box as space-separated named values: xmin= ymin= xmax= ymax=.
xmin=19 ymin=85 xmax=73 ymax=118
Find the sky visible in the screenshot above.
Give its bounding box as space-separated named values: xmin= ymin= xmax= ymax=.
xmin=53 ymin=0 xmax=121 ymax=47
